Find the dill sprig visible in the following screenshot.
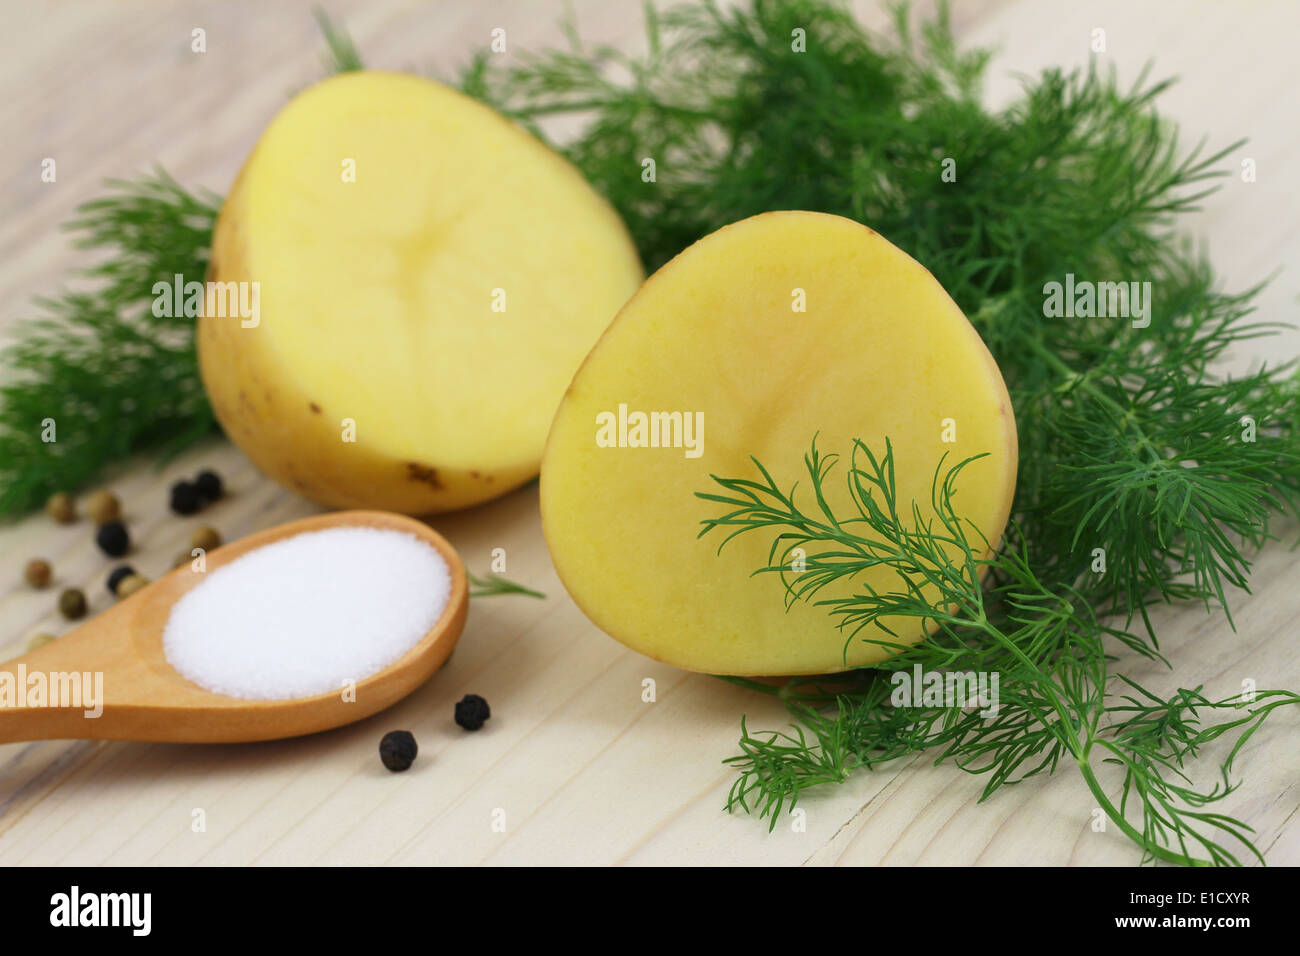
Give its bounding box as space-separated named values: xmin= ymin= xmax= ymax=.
xmin=315 ymin=7 xmax=363 ymax=74
xmin=701 ymin=440 xmax=1299 ymax=866
xmin=468 ymin=572 xmax=546 ymax=600
xmin=0 ymin=171 xmax=219 ymax=516
xmin=0 ymin=15 xmax=362 ymax=519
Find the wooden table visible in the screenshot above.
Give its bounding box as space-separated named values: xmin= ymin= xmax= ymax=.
xmin=1 ymin=0 xmax=1296 ymax=865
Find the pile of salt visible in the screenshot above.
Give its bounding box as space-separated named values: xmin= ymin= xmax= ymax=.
xmin=163 ymin=526 xmax=450 ymax=700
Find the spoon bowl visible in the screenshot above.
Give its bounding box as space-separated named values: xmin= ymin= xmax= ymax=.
xmin=0 ymin=511 xmax=468 ymax=744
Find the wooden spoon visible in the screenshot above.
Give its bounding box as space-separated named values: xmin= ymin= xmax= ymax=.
xmin=0 ymin=511 xmax=467 ymax=744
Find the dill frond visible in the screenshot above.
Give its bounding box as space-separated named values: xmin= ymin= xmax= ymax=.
xmin=468 ymin=572 xmax=546 ymax=600
xmin=0 ymin=171 xmax=218 ymax=516
xmin=701 ymin=439 xmax=1299 ymax=865
xmin=314 ymin=7 xmax=364 ymax=74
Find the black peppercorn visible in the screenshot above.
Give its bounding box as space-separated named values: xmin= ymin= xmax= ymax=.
xmin=454 ymin=694 xmax=491 ymax=731
xmin=194 ymin=469 xmax=224 ymax=502
xmin=169 ymin=480 xmax=201 ymax=515
xmin=106 ymin=564 xmax=136 ymax=595
xmin=379 ymin=730 xmax=418 ymax=772
xmin=95 ymin=520 xmax=130 ymax=557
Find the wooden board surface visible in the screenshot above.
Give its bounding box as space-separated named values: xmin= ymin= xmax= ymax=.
xmin=0 ymin=0 xmax=1296 ymax=865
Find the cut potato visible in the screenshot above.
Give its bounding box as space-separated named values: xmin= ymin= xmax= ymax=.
xmin=541 ymin=211 xmax=1017 ymax=675
xmin=200 ymin=71 xmax=643 ymax=513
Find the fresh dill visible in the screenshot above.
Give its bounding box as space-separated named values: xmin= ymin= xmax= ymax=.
xmin=468 ymin=572 xmax=546 ymax=600
xmin=0 ymin=171 xmax=219 ymax=516
xmin=700 ymin=440 xmax=1298 ymax=866
xmin=314 ymin=7 xmax=363 ymax=74
xmin=0 ymin=16 xmax=357 ymax=519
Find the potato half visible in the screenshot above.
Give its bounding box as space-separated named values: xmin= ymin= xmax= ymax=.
xmin=541 ymin=211 xmax=1018 ymax=675
xmin=200 ymin=71 xmax=643 ymax=513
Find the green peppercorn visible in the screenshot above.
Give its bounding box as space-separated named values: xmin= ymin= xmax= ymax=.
xmin=45 ymin=492 xmax=76 ymax=523
xmin=116 ymin=574 xmax=150 ymax=600
xmin=189 ymin=526 xmax=222 ymax=552
xmin=26 ymin=633 xmax=56 ymax=653
xmin=85 ymin=489 xmax=121 ymax=525
xmin=24 ymin=558 xmax=52 ymax=589
xmin=58 ymin=588 xmax=87 ymax=620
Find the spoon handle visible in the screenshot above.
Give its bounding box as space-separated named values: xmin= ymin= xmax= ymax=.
xmin=0 ymin=604 xmax=124 ymax=744
xmin=0 ymin=654 xmax=108 ymax=743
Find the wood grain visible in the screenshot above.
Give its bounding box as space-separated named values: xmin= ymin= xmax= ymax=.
xmin=0 ymin=0 xmax=1296 ymax=865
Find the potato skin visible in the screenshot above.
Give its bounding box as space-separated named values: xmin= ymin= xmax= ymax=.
xmin=199 ymin=172 xmax=536 ymax=515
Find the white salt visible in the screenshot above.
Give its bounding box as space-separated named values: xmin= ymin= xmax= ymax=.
xmin=163 ymin=526 xmax=451 ymax=700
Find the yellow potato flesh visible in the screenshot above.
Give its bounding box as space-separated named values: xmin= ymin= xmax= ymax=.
xmin=541 ymin=211 xmax=1018 ymax=675
xmin=200 ymin=71 xmax=643 ymax=513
